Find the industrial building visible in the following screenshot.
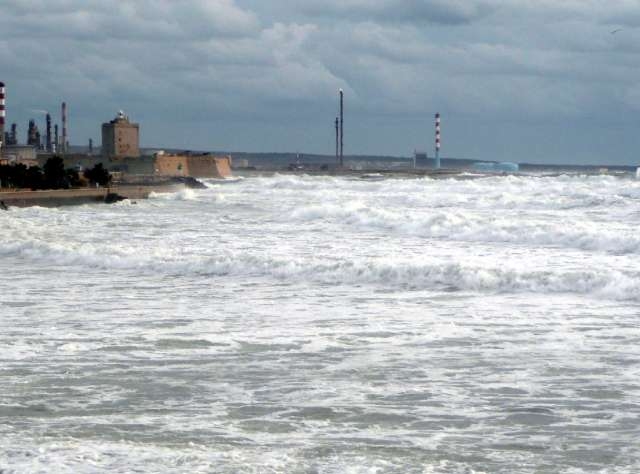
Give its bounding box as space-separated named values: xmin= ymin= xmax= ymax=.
xmin=1 ymin=145 xmax=38 ymax=167
xmin=101 ymin=111 xmax=140 ymax=159
xmin=61 ymin=102 xmax=68 ymax=153
xmin=414 ymin=151 xmax=429 ymax=168
xmin=27 ymin=119 xmax=41 ymax=149
xmin=0 ymin=81 xmax=233 ymax=182
xmin=5 ymin=124 xmax=17 ymax=147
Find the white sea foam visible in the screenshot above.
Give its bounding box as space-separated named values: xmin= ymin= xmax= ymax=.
xmin=288 ymin=203 xmax=640 ymax=254
xmin=1 ymin=236 xmax=638 ymax=301
xmin=202 ymin=177 xmax=244 ymax=187
xmin=2 ymin=173 xmax=640 ymax=472
xmin=148 ymin=188 xmax=199 ymax=201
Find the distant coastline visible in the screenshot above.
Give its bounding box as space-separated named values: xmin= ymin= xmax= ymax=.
xmin=145 ymin=149 xmax=636 ymax=173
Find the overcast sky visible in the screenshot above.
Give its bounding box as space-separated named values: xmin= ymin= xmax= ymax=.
xmin=1 ymin=0 xmax=639 ymax=164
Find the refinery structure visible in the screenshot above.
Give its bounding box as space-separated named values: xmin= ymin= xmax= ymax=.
xmin=0 ymin=79 xmax=527 ymax=180
xmin=1 ymin=91 xmax=69 ymax=160
xmin=0 ymin=80 xmax=232 ymax=180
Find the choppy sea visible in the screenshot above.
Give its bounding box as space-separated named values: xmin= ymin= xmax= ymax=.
xmin=1 ymin=173 xmax=639 ymax=473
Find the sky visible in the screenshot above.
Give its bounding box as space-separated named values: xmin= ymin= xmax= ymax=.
xmin=1 ymin=0 xmax=639 ymax=165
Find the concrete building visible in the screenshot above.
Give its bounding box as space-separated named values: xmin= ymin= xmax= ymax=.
xmin=2 ymin=145 xmax=38 ymax=167
xmin=101 ymin=111 xmax=140 ymax=159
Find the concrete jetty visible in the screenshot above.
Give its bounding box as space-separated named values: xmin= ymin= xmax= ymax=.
xmin=0 ymin=184 xmax=183 ymax=208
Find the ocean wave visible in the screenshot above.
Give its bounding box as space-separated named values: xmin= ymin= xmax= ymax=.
xmin=289 ymin=204 xmax=640 ymax=254
xmin=149 ymin=189 xmax=199 ymax=201
xmin=1 ymin=238 xmax=638 ymax=301
xmin=202 ymin=177 xmax=245 ymax=187
xmin=244 ymin=174 xmax=640 ymax=214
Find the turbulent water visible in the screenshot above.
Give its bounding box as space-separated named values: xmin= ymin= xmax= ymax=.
xmin=1 ymin=173 xmax=640 ymax=473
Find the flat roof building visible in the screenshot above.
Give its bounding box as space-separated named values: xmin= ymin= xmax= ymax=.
xmin=101 ymin=111 xmax=140 ymax=159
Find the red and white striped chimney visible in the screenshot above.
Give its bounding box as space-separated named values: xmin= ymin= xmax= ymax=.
xmin=0 ymin=82 xmax=5 ymax=150
xmin=435 ymin=113 xmax=441 ymax=169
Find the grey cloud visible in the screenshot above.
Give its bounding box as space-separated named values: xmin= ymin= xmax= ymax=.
xmin=1 ymin=0 xmax=259 ymax=40
xmin=299 ymin=0 xmax=494 ymax=25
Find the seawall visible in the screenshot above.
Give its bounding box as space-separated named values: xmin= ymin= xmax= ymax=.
xmin=0 ymin=184 xmax=183 ymax=208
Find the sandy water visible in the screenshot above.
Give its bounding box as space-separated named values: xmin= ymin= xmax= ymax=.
xmin=1 ymin=173 xmax=639 ymax=473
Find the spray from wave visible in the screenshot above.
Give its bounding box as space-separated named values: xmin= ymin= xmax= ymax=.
xmin=149 ymin=189 xmax=199 ymax=201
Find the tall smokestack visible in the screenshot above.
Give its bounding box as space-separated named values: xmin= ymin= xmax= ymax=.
xmin=435 ymin=113 xmax=441 ymax=170
xmin=46 ymin=113 xmax=52 ymax=152
xmin=10 ymin=123 xmax=17 ymax=146
xmin=61 ymin=102 xmax=67 ymax=154
xmin=54 ymin=124 xmax=59 ymax=151
xmin=339 ymin=89 xmax=344 ymax=168
xmin=89 ymin=138 xmax=93 ymax=155
xmin=0 ymin=82 xmax=5 ymax=154
xmin=335 ymin=117 xmax=339 ymax=165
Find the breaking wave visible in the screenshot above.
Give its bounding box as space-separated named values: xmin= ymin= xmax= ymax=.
xmin=1 ymin=238 xmax=639 ymax=301
xmin=149 ymin=188 xmax=199 ymax=201
xmin=288 ymin=203 xmax=640 ymax=254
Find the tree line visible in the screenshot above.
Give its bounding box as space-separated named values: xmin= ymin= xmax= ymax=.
xmin=0 ymin=157 xmax=111 ymax=190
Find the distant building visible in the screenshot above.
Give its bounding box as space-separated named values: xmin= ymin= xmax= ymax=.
xmin=101 ymin=111 xmax=140 ymax=159
xmin=2 ymin=145 xmax=38 ymax=167
xmin=414 ymin=150 xmax=429 ymax=168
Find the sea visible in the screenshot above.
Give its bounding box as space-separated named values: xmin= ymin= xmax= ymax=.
xmin=1 ymin=173 xmax=639 ymax=473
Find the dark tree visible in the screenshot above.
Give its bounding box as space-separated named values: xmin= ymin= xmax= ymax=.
xmin=84 ymin=163 xmax=112 ymax=187
xmin=0 ymin=165 xmax=10 ymax=188
xmin=11 ymin=164 xmax=28 ymax=188
xmin=43 ymin=156 xmax=67 ymax=189
xmin=24 ymin=166 xmax=44 ymax=190
xmin=66 ymin=168 xmax=82 ymax=188
xmin=1 ymin=164 xmax=44 ymax=190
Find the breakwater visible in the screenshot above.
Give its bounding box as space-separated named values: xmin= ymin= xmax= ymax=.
xmin=0 ymin=184 xmax=183 ymax=208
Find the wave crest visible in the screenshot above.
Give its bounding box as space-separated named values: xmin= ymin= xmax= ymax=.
xmin=1 ymin=238 xmax=638 ymax=301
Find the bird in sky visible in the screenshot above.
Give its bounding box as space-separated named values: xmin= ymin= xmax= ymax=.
xmin=610 ymin=28 xmax=623 ymax=34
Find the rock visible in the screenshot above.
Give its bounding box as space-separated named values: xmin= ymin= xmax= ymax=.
xmin=104 ymin=193 xmax=126 ymax=204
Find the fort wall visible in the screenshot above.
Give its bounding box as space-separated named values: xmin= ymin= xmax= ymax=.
xmin=154 ymin=155 xmax=232 ymax=178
